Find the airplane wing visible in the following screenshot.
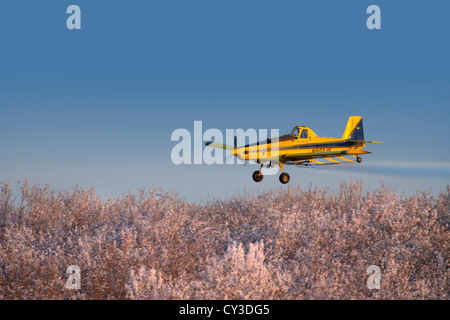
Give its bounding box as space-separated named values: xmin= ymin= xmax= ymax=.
xmin=204 ymin=141 xmax=235 ymax=151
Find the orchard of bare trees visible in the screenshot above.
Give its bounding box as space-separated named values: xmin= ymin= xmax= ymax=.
xmin=0 ymin=181 xmax=448 ymax=299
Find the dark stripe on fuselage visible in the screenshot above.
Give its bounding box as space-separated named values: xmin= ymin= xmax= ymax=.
xmin=281 ymin=141 xmax=348 ymax=150
xmin=243 ymin=139 xmax=363 ymax=153
xmin=277 ymin=140 xmax=362 ymax=151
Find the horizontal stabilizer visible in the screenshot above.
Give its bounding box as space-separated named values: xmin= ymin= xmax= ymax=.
xmin=204 ymin=141 xmax=235 ymax=150
xmin=348 ymin=140 xmax=383 ymax=144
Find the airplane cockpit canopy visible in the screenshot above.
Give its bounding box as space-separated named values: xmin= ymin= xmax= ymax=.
xmin=289 ymin=126 xmax=309 ymax=139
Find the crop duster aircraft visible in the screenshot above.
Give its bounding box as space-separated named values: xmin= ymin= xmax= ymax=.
xmin=204 ymin=116 xmax=381 ymax=184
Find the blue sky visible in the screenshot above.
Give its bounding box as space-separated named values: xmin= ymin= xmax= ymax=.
xmin=1 ymin=0 xmax=449 ymax=201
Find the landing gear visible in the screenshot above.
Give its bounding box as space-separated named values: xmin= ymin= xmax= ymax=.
xmin=356 ymin=156 xmax=362 ymax=163
xmin=278 ymin=163 xmax=290 ymax=184
xmin=252 ymin=171 xmax=263 ymax=182
xmin=252 ymin=163 xmax=290 ymax=184
xmin=252 ymin=164 xmax=264 ymax=182
xmin=279 ymin=172 xmax=290 ymax=184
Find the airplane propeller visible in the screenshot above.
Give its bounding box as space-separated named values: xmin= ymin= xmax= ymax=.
xmin=226 ymin=133 xmax=249 ymax=166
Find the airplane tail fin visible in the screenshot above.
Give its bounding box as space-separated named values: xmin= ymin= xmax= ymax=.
xmin=342 ymin=116 xmax=364 ymax=141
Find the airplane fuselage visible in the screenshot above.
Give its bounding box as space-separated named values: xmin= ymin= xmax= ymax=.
xmin=234 ymin=136 xmax=368 ymax=164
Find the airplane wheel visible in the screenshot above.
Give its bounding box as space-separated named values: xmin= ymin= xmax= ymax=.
xmin=252 ymin=171 xmax=263 ymax=182
xmin=356 ymin=156 xmax=362 ymax=163
xmin=279 ymin=172 xmax=290 ymax=184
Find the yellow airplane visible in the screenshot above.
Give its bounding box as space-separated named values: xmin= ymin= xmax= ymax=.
xmin=204 ymin=116 xmax=381 ymax=184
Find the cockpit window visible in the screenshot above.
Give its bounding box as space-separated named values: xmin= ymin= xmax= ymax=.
xmin=300 ymin=129 xmax=308 ymax=139
xmin=289 ymin=127 xmax=300 ymax=137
